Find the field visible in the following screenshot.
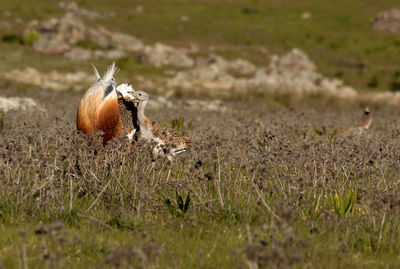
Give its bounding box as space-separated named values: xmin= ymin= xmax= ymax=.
xmin=1 ymin=0 xmax=400 ymax=268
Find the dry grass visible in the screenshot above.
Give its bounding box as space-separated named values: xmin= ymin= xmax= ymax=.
xmin=1 ymin=87 xmax=400 ymax=268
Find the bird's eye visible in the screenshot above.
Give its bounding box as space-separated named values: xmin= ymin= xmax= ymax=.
xmin=139 ymin=93 xmax=142 ymax=96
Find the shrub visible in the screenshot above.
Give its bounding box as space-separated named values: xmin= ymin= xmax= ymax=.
xmin=23 ymin=30 xmax=40 ymax=45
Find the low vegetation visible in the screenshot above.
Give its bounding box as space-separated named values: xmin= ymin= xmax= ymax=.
xmin=1 ymin=0 xmax=400 ymax=268
xmin=1 ymin=87 xmax=400 ymax=267
xmin=0 ymin=0 xmax=400 ymax=93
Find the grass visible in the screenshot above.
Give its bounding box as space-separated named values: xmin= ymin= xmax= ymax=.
xmin=1 ymin=0 xmax=400 ymax=267
xmin=1 ymin=85 xmax=400 ymax=267
xmin=0 ymin=0 xmax=400 ymax=93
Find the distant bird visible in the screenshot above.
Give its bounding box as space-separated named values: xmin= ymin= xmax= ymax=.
xmin=341 ymin=107 xmax=373 ymax=137
xmin=360 ymin=107 xmax=372 ymax=130
xmin=131 ymin=90 xmax=191 ymax=160
xmin=76 ymin=64 xmax=138 ymax=145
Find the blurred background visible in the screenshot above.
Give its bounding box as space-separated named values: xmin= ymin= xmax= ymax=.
xmin=1 ymin=0 xmax=400 ymax=107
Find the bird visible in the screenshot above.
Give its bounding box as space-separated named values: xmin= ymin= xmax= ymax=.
xmin=116 ymin=83 xmax=139 ymax=142
xmin=341 ymin=107 xmax=373 ymax=137
xmin=76 ymin=63 xmax=138 ymax=145
xmin=359 ymin=107 xmax=372 ymax=130
xmin=131 ymin=90 xmax=191 ymax=160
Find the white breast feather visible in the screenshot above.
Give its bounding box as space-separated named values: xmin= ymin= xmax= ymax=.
xmin=116 ymin=83 xmax=136 ymax=99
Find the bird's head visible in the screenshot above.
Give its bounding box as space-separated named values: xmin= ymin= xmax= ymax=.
xmin=132 ymin=90 xmax=148 ymax=102
xmin=92 ymin=62 xmax=118 ymax=87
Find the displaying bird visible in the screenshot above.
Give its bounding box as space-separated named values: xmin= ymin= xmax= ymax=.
xmin=76 ymin=64 xmax=138 ymax=145
xmin=116 ymin=83 xmax=139 ymax=142
xmin=360 ymin=107 xmax=372 ymax=130
xmin=131 ymin=90 xmax=191 ymax=160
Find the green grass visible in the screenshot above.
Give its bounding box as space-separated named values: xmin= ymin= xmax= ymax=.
xmin=1 ymin=1 xmax=400 ymax=267
xmin=1 ymin=0 xmax=400 ymax=93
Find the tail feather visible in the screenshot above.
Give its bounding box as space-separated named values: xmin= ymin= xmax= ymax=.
xmin=91 ymin=63 xmax=101 ymax=81
xmin=102 ymin=62 xmax=117 ymax=84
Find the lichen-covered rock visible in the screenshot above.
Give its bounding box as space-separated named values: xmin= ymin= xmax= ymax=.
xmin=167 ymin=48 xmax=357 ymax=99
xmin=0 ymin=97 xmax=40 ymax=112
xmin=372 ymin=8 xmax=400 ymax=33
xmin=3 ymin=67 xmax=92 ymax=91
xmin=143 ymin=43 xmax=194 ymax=68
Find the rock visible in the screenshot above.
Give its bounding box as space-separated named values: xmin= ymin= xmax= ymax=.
xmin=167 ymin=48 xmax=357 ymax=99
xmin=136 ymin=5 xmax=144 ymax=13
xmin=0 ymin=97 xmax=40 ymax=112
xmin=3 ymin=67 xmax=92 ymax=91
xmin=369 ymin=91 xmax=400 ymax=105
xmin=93 ymin=49 xmax=127 ymax=59
xmin=180 ymin=15 xmax=189 ymax=22
xmin=184 ymin=99 xmax=227 ymax=112
xmin=143 ymin=43 xmax=194 ymax=68
xmin=32 ymin=35 xmax=71 ymax=54
xmin=22 ymin=2 xmax=197 ymax=66
xmin=85 ymin=26 xmax=111 ymax=48
xmin=301 ymin=12 xmax=311 ymax=19
xmin=269 ymin=48 xmax=316 ymax=73
xmin=372 ymin=8 xmax=400 ymax=33
xmin=59 ymin=1 xmax=100 ymax=19
xmin=59 ymin=1 xmax=79 ymax=12
xmin=228 ymin=58 xmax=256 ymax=76
xmin=57 ymin=12 xmax=86 ymax=45
xmin=107 ymin=32 xmax=144 ymax=52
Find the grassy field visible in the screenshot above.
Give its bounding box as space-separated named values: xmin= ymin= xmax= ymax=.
xmin=0 ymin=0 xmax=400 ymax=93
xmin=1 ymin=1 xmax=400 ymax=268
xmin=1 ymin=87 xmax=400 ymax=268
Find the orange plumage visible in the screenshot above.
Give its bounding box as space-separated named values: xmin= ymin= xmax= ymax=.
xmin=77 ymin=63 xmax=122 ymax=144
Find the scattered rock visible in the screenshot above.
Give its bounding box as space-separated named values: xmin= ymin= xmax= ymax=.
xmin=168 ymin=48 xmax=357 ymax=99
xmin=0 ymin=96 xmax=40 ymax=112
xmin=59 ymin=1 xmax=100 ymax=19
xmin=180 ymin=15 xmax=189 ymax=22
xmin=107 ymin=31 xmax=144 ymax=52
xmin=369 ymin=91 xmax=400 ymax=105
xmin=184 ymin=99 xmax=227 ymax=112
xmin=229 ymin=58 xmax=257 ymax=76
xmin=22 ymin=2 xmax=195 ymax=67
xmin=143 ymin=43 xmax=194 ymax=68
xmin=65 ymin=47 xmax=127 ymax=59
xmin=24 ymin=9 xmax=145 ymax=57
xmin=372 ymin=8 xmax=400 ymax=33
xmin=3 ymin=67 xmax=92 ymax=91
xmin=32 ymin=34 xmax=71 ymax=55
xmin=136 ymin=5 xmax=144 ymax=14
xmin=301 ymin=12 xmax=311 ymax=20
